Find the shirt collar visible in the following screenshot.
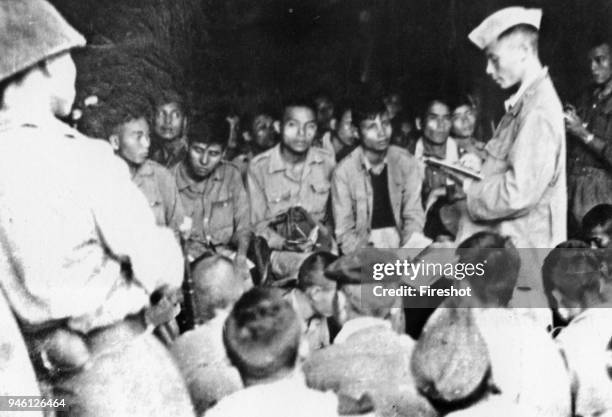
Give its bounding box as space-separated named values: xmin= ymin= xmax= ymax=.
xmin=504 ymin=67 xmax=549 ymax=112
xmin=361 ymin=150 xmax=388 ymax=175
xmin=175 ymin=160 xmax=223 ymax=192
xmin=268 ymin=144 xmax=324 ymax=174
xmin=334 ymin=317 xmax=391 ymax=344
xmin=133 ymin=159 xmax=155 ymax=178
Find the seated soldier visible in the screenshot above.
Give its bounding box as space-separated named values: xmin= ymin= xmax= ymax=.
xmin=331 ymin=99 xmax=426 ymax=253
xmin=415 ymin=232 xmax=571 ymax=417
xmin=103 ymin=94 xmax=186 ymax=234
xmin=450 ymin=94 xmax=487 ymax=160
xmin=284 ymin=251 xmax=338 ymax=352
xmin=313 ymin=93 xmax=336 ymax=152
xmin=544 ymin=246 xmax=612 ymax=417
xmin=327 ymin=101 xmax=359 ymax=163
xmin=233 ymin=109 xmax=278 ymax=182
xmin=582 ymin=203 xmax=612 ymax=248
xmin=205 ymin=287 xmax=339 ymax=417
xmin=303 ymin=252 xmax=436 ymax=417
xmin=171 ymin=254 xmax=245 ymax=415
xmin=150 ymin=89 xmax=189 ymax=168
xmin=247 ymin=100 xmax=336 ymax=280
xmin=412 ymin=98 xmax=463 ymax=240
xmin=173 ymin=117 xmax=252 ymax=276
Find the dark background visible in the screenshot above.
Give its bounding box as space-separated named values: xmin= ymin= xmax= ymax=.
xmin=51 ymin=0 xmax=612 ymax=127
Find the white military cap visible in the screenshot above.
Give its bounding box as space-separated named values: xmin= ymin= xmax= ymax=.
xmin=468 ymin=7 xmax=542 ymax=50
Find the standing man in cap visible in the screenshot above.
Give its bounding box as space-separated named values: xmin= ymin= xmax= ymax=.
xmin=448 ymin=7 xmax=567 ymax=321
xmin=0 ymin=1 xmax=193 ymax=415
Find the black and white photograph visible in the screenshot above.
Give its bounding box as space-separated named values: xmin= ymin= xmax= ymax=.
xmin=1 ymin=0 xmax=612 ymax=416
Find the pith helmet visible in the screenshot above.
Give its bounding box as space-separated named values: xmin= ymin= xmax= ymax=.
xmin=0 ymin=0 xmax=86 ymax=81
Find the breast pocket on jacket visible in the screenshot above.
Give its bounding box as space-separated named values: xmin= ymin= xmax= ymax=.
xmin=266 ymin=189 xmax=293 ymax=217
xmin=308 ymin=182 xmax=331 ymax=219
xmin=209 ymin=194 xmax=235 ymax=244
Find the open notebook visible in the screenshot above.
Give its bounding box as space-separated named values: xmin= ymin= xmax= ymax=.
xmin=423 ymin=156 xmax=483 ymax=181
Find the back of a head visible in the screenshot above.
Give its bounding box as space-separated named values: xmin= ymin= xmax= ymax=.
xmin=192 ymin=254 xmax=243 ymax=323
xmin=411 ymin=308 xmax=490 ymax=410
xmin=457 ymin=232 xmax=521 ymax=306
xmin=223 ymin=287 xmax=301 ymax=382
xmin=297 ymin=251 xmax=338 ymax=292
xmin=77 ymin=92 xmax=152 ymax=139
xmin=543 ymin=245 xmax=605 ymax=303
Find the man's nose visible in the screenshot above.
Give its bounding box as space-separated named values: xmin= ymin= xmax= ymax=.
xmin=486 ymin=61 xmax=494 ymax=76
xmin=141 ymin=135 xmax=151 ymax=148
xmin=200 ymin=152 xmax=209 ymax=165
xmin=590 ymin=60 xmax=598 ymax=73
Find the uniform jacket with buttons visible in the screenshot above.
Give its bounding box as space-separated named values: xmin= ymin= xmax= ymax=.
xmin=331 ymin=145 xmax=425 ymax=254
xmin=457 ymin=71 xmax=567 ymax=249
xmin=246 ymin=144 xmax=335 ymax=250
xmin=132 ymin=159 xmax=185 ymax=233
xmin=173 ymin=161 xmax=250 ymax=258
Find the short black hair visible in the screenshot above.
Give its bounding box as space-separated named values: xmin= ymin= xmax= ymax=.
xmin=187 ymin=116 xmax=230 ymax=148
xmin=498 ymin=24 xmax=539 ymax=54
xmin=297 ymin=252 xmax=338 ymax=291
xmin=542 ymin=240 xmax=591 ymax=308
xmin=281 ymin=98 xmax=315 ymax=122
xmin=77 ymin=92 xmax=151 ymax=139
xmin=586 ymin=30 xmax=612 ymax=52
xmin=457 ymin=231 xmax=520 ymax=306
xmin=582 ymin=204 xmax=612 ymax=233
xmin=450 ymin=93 xmax=476 ymax=112
xmin=422 ymin=97 xmax=451 ymax=123
xmin=223 ymin=287 xmax=301 ymax=381
xmin=154 ymin=88 xmax=188 ymax=117
xmin=353 ymin=97 xmax=387 ymax=128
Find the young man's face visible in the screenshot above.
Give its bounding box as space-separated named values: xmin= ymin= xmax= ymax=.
xmin=112 ymin=117 xmax=151 ymax=166
xmin=251 ymin=114 xmax=276 ymax=149
xmin=307 ymin=282 xmax=337 ymax=318
xmin=281 ymin=106 xmax=317 ymax=155
xmin=585 ymin=222 xmax=612 ymax=248
xmin=359 ymin=112 xmax=392 ymax=153
xmin=485 ymin=35 xmax=526 ymax=89
xmin=423 ymin=101 xmax=451 ymax=145
xmin=384 ymin=94 xmax=403 ymax=119
xmin=315 ymin=97 xmax=334 ymax=131
xmin=589 ymin=44 xmax=612 ymax=86
xmin=451 ymin=104 xmax=477 ymax=139
xmin=154 ymin=102 xmax=185 ymax=142
xmin=187 ymin=142 xmax=224 ymax=180
xmin=335 ymin=110 xmax=358 ymax=146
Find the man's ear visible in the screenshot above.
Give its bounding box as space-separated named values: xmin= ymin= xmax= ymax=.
xmin=243 ymin=131 xmax=252 ymax=143
xmin=273 ymin=120 xmax=281 ymax=134
xmin=415 ymin=117 xmax=422 ymax=131
xmin=330 ymin=118 xmax=338 ymax=131
xmin=109 ymin=134 xmax=120 ymax=152
xmin=181 ymin=117 xmax=189 ymax=138
xmin=600 ymin=260 xmax=609 ymax=279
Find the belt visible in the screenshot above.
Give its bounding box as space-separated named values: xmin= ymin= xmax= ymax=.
xmin=26 ymin=312 xmax=147 ymax=378
xmin=85 ymin=312 xmax=147 ymax=352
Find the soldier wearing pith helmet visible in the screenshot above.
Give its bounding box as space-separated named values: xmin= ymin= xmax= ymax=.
xmin=448 ymin=7 xmax=567 ymax=327
xmin=0 ymin=1 xmax=193 ymax=415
